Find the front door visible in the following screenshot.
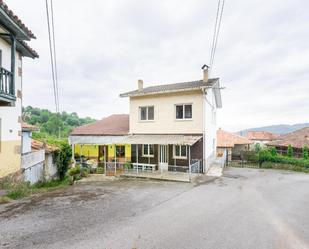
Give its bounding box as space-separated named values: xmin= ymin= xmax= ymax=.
xmin=159 ymin=145 xmax=168 ymax=171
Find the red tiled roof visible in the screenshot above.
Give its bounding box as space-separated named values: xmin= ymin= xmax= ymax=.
xmin=70 ymin=114 xmax=129 ymax=136
xmin=0 ymin=0 xmax=36 ymax=39
xmin=247 ymin=131 xmax=279 ymax=141
xmin=31 ymin=139 xmax=59 ymax=154
xmin=267 ymin=127 xmax=309 ymax=149
xmin=217 ymin=129 xmax=253 ymax=148
xmin=22 ymin=122 xmax=37 ymax=131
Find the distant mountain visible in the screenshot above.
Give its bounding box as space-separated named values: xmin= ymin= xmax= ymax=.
xmin=238 ymin=123 xmax=309 ymax=136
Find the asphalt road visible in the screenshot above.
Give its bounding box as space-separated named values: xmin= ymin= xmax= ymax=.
xmin=1 ymin=167 xmax=309 ymax=249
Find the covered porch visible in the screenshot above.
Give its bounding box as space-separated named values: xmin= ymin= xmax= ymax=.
xmin=121 ymin=134 xmax=204 ymax=181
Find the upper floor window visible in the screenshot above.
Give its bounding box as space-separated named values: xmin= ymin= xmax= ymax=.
xmin=142 ymin=144 xmax=154 ymax=157
xmin=139 ymin=106 xmax=154 ymax=121
xmin=175 ymin=104 xmax=192 ymax=120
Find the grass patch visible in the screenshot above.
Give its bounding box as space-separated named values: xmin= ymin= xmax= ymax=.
xmin=0 ymin=178 xmax=71 ymax=202
xmin=0 ymin=196 xmax=11 ymax=204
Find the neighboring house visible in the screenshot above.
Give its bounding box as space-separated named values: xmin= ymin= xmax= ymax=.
xmin=217 ymin=128 xmax=252 ymax=161
xmin=120 ymin=66 xmax=222 ymax=173
xmin=70 ymin=66 xmax=222 ymax=175
xmin=69 ymin=114 xmax=130 ymax=167
xmin=0 ymin=2 xmax=38 ymax=179
xmin=247 ymin=131 xmax=279 ymax=147
xmin=267 ymin=127 xmax=309 ymax=158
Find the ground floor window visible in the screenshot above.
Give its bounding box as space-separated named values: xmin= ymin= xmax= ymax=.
xmin=142 ymin=144 xmax=154 ymax=157
xmin=173 ymin=145 xmax=187 ymax=159
xmin=116 ymin=145 xmax=125 ymax=157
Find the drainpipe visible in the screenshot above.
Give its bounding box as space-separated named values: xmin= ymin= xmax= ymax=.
xmin=202 ymin=89 xmax=206 ymax=174
xmin=10 ymin=34 xmax=16 ymax=95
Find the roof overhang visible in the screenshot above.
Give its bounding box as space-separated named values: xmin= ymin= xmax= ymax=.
xmin=0 ymin=9 xmax=31 ymax=40
xmin=121 ymin=134 xmax=202 ymax=146
xmin=1 ymin=35 xmax=38 ymax=58
xmin=69 ymin=135 xmax=128 ymax=145
xmin=120 ymin=87 xmax=204 ymax=98
xmin=69 ymin=134 xmax=202 ymax=146
xmin=203 ymin=79 xmax=222 ymax=108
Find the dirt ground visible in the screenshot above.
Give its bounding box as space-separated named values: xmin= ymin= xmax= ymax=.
xmin=1 ymin=167 xmax=309 ymax=249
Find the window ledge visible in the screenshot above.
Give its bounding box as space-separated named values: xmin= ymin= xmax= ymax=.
xmin=174 ymin=119 xmax=193 ymax=122
xmin=142 ymin=155 xmax=154 ymax=158
xmin=173 ymin=156 xmax=187 ymax=160
xmin=139 ymin=120 xmax=155 ymax=123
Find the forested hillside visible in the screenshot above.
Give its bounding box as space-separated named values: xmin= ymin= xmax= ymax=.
xmin=22 ymin=106 xmax=96 ymax=138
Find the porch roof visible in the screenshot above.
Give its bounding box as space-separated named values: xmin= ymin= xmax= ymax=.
xmin=69 ymin=135 xmax=128 ymax=145
xmin=121 ymin=134 xmax=202 ymax=146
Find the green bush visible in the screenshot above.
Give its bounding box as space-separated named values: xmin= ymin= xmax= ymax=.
xmin=303 ymin=146 xmax=309 ymax=160
xmin=68 ymin=165 xmax=81 ymax=176
xmin=81 ymin=168 xmax=90 ymax=177
xmin=254 ymin=143 xmax=261 ymax=153
xmin=287 ymin=145 xmax=293 ymax=158
xmin=6 ymin=182 xmax=32 ymax=200
xmin=53 ymin=143 xmax=72 ymax=180
xmin=97 ymin=167 xmax=104 ymax=174
xmin=268 ymin=146 xmax=277 ymax=156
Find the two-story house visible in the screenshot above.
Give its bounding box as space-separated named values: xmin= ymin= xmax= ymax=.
xmin=69 ymin=66 xmax=222 ymax=178
xmin=0 ymin=2 xmax=38 ymax=178
xmin=120 ymin=66 xmax=222 ymax=173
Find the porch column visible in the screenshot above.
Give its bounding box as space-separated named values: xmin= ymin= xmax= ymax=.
xmin=114 ymin=145 xmax=117 ymax=175
xmin=104 ymin=146 xmax=107 ymax=176
xmin=136 ymin=144 xmax=139 ymax=173
xmin=80 ymin=145 xmax=83 ymax=163
xmin=71 ymin=143 xmax=75 ymax=164
xmin=10 ymin=34 xmax=16 ymax=94
xmin=188 ymin=145 xmax=191 ymax=181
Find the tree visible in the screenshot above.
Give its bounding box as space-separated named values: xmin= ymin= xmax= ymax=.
xmin=303 ymin=145 xmax=309 ymax=160
xmin=254 ymin=143 xmax=261 ymax=152
xmin=287 ymin=145 xmax=293 ymax=158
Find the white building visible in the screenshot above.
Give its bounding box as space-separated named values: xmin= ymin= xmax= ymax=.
xmin=0 ymin=2 xmax=38 ymax=178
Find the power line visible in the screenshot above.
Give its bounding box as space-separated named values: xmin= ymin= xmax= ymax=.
xmin=209 ymin=0 xmax=221 ymax=71
xmin=45 ymin=0 xmax=58 ymax=113
xmin=209 ymin=0 xmax=226 ymax=74
xmin=50 ymin=0 xmax=60 ymax=112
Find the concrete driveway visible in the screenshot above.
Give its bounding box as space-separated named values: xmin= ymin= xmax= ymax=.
xmin=1 ymin=167 xmax=309 ymax=249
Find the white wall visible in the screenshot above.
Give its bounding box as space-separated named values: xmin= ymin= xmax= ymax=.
xmin=22 ymin=131 xmax=32 ymax=154
xmin=0 ymin=38 xmax=22 ymax=142
xmin=129 ymin=91 xmax=204 ymax=134
xmin=204 ymin=87 xmax=218 ymax=171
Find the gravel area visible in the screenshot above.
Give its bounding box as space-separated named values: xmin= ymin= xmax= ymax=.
xmin=1 ymin=167 xmax=309 ymax=249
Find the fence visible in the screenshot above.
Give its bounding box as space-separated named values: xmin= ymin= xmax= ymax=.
xmin=22 ymin=150 xmax=45 ymax=184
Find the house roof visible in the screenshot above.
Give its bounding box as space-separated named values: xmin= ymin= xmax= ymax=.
xmin=217 ymin=129 xmax=253 ymax=148
xmin=119 ymin=79 xmax=219 ymax=98
xmin=22 ymin=122 xmax=37 ymax=132
xmin=0 ymin=0 xmax=36 ymax=39
xmin=247 ymin=131 xmax=279 ymax=141
xmin=31 ymin=139 xmax=59 ymax=154
xmin=70 ymin=114 xmax=129 ymax=136
xmin=267 ymin=127 xmax=309 ymax=149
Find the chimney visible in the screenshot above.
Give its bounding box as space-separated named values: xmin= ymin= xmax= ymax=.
xmin=138 ymin=79 xmax=143 ymax=91
xmin=202 ymin=64 xmax=209 ymax=82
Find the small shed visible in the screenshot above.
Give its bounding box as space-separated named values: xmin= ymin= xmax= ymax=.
xmin=217 ymin=129 xmax=253 ymax=161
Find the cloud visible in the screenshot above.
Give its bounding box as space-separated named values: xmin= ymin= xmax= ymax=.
xmin=5 ymin=0 xmax=309 ymax=130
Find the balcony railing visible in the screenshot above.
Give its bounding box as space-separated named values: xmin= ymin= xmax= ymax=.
xmin=0 ymin=67 xmax=15 ymax=103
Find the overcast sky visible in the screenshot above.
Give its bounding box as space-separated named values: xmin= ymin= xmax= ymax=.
xmin=5 ymin=0 xmax=309 ymax=131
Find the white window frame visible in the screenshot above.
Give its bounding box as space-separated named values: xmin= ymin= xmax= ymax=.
xmin=142 ymin=144 xmax=154 ymax=157
xmin=175 ymin=104 xmax=193 ymax=120
xmin=139 ymin=106 xmax=154 ymax=121
xmin=173 ymin=145 xmax=187 ymax=159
